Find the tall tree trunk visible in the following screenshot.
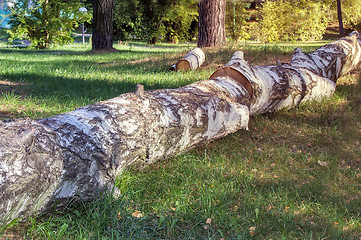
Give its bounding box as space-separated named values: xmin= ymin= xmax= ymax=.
xmin=337 ymin=0 xmax=345 ymax=37
xmin=197 ymin=0 xmax=226 ymax=48
xmin=1 ymin=32 xmax=361 ymax=224
xmin=92 ymin=0 xmax=115 ymax=51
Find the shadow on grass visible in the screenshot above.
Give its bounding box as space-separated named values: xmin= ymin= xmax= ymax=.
xmin=0 ymin=48 xmax=83 ymax=56
xmin=0 ymin=46 xmax=187 ymax=56
xmin=0 ymin=49 xmax=193 ymax=99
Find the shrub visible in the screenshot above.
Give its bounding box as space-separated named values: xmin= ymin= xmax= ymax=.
xmin=113 ymin=0 xmax=198 ymax=44
xmin=7 ymin=0 xmax=91 ymax=49
xmin=257 ymin=0 xmax=330 ymax=42
xmin=225 ymin=0 xmax=252 ymax=41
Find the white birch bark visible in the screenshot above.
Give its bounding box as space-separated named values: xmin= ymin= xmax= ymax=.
xmin=211 ymin=31 xmax=361 ymax=115
xmin=170 ymin=48 xmax=205 ymax=71
xmin=0 ymin=32 xmax=360 ymax=224
xmin=0 ymin=78 xmax=250 ymax=223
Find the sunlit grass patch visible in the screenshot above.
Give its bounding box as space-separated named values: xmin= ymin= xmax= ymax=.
xmin=0 ymin=41 xmax=360 ymax=239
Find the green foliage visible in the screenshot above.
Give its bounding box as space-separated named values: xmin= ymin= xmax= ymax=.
xmin=113 ymin=0 xmax=198 ymax=43
xmin=257 ymin=0 xmax=330 ymax=42
xmin=294 ymin=2 xmax=330 ymax=41
xmin=341 ymin=0 xmax=361 ymax=31
xmin=225 ymin=0 xmax=252 ymax=41
xmin=318 ymin=0 xmax=361 ymax=31
xmin=113 ymin=0 xmax=143 ymax=41
xmin=7 ymin=0 xmax=92 ymax=49
xmin=160 ymin=0 xmax=198 ymax=43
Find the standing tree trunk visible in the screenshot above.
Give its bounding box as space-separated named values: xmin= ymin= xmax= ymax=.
xmin=92 ymin=0 xmax=115 ymax=51
xmin=337 ymin=0 xmax=345 ymax=37
xmin=1 ymin=32 xmax=360 ymax=225
xmin=197 ymin=0 xmax=226 ymax=48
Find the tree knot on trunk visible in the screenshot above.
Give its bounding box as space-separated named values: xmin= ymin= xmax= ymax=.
xmin=135 ymin=84 xmax=145 ymax=97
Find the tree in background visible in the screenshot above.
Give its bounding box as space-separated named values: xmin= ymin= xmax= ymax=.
xmin=113 ymin=0 xmax=197 ymax=44
xmin=113 ymin=0 xmax=142 ymax=41
xmin=336 ymin=0 xmax=344 ymax=36
xmin=257 ymin=0 xmax=330 ymax=42
xmin=339 ymin=0 xmax=361 ymax=32
xmin=137 ymin=0 xmax=168 ymax=44
xmin=92 ymin=0 xmax=116 ymax=51
xmin=197 ymin=0 xmax=226 ymax=47
xmin=160 ymin=0 xmax=198 ymax=43
xmin=225 ymin=0 xmax=251 ymax=41
xmin=8 ymin=0 xmax=91 ymax=49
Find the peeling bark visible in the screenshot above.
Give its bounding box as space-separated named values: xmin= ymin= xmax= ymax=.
xmin=211 ymin=32 xmax=361 ymax=115
xmin=1 ymin=33 xmax=360 ymax=224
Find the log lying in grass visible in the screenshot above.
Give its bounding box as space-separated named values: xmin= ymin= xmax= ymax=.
xmin=0 ymin=32 xmax=360 ymax=224
xmin=170 ymin=48 xmax=205 ymax=71
xmin=0 ymin=78 xmax=251 ymax=224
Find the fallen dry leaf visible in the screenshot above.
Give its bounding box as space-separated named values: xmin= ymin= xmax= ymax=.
xmin=318 ymin=160 xmax=328 ymax=167
xmin=132 ymin=211 xmax=143 ymax=218
xmin=249 ymin=226 xmax=256 ymax=236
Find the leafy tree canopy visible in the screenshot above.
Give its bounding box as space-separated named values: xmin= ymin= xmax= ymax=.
xmin=8 ymin=0 xmax=92 ymax=49
xmin=113 ymin=0 xmax=197 ymax=43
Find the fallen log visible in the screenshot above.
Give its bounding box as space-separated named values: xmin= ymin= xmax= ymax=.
xmin=1 ymin=32 xmax=360 ymax=224
xmin=170 ymin=48 xmax=205 ymax=71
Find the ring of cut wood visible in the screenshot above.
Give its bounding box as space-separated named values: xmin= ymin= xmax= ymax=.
xmin=209 ymin=66 xmax=254 ymax=98
xmin=176 ymin=59 xmax=191 ymax=71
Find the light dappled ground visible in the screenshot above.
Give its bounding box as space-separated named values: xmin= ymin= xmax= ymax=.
xmin=0 ymin=41 xmax=360 ymax=239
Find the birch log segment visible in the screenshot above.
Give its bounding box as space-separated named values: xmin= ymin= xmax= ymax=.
xmin=170 ymin=48 xmax=205 ymax=71
xmin=211 ymin=31 xmax=361 ymax=115
xmin=1 ymin=33 xmax=361 ymax=224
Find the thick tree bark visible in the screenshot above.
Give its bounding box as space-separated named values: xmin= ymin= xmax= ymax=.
xmin=197 ymin=0 xmax=226 ymax=48
xmin=92 ymin=0 xmax=115 ymax=51
xmin=1 ymin=33 xmax=360 ymax=224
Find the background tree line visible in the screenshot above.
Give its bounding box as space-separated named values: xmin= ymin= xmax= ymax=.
xmin=4 ymin=0 xmax=361 ymax=49
xmin=113 ymin=0 xmax=361 ymax=43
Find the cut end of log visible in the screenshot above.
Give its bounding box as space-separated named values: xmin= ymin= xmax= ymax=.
xmin=209 ymin=66 xmax=253 ymax=98
xmin=176 ymin=59 xmax=191 ymax=71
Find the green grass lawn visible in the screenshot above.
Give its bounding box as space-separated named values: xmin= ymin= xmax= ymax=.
xmin=0 ymin=40 xmax=360 ymax=239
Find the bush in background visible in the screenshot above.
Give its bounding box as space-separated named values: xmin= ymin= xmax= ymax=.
xmin=257 ymin=0 xmax=330 ymax=42
xmin=113 ymin=0 xmax=198 ymax=44
xmin=7 ymin=0 xmax=91 ymax=49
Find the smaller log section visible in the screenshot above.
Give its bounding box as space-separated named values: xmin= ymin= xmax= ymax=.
xmin=170 ymin=48 xmax=205 ymax=71
xmin=210 ymin=32 xmax=361 ymax=115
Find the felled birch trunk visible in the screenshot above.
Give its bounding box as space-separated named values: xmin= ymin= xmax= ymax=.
xmin=1 ymin=32 xmax=360 ymax=224
xmin=170 ymin=48 xmax=205 ymax=71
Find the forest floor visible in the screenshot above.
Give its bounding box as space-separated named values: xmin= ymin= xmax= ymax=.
xmin=0 ymin=40 xmax=360 ymax=239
